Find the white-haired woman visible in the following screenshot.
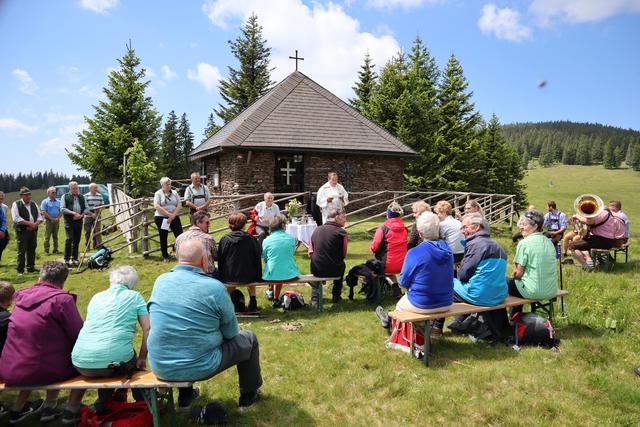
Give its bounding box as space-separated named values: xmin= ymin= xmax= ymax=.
xmin=71 ymin=266 xmax=150 ymax=413
xmin=154 ymin=177 xmax=183 ymax=262
xmin=376 ymin=212 xmax=454 ymax=333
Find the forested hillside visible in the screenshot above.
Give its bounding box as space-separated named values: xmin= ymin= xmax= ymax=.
xmin=503 ymin=121 xmax=640 ymax=170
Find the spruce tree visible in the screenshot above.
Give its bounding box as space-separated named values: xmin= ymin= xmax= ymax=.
xmin=216 ymin=13 xmax=274 ymax=123
xmin=602 ymin=139 xmax=615 ymax=168
xmin=178 ymin=113 xmax=195 ymax=176
xmin=349 ymin=52 xmax=378 ymax=112
xmin=626 ymin=142 xmax=640 ymax=171
xmin=613 ymin=145 xmax=624 ymax=167
xmin=396 ymin=36 xmax=440 ymax=187
xmin=125 ymin=139 xmax=158 ymax=197
xmin=202 ymin=112 xmax=220 ymax=142
xmin=365 ymin=52 xmax=407 ymax=135
xmin=70 ymin=42 xmax=161 ymax=181
xmin=521 ymin=144 xmax=530 ymax=169
xmin=538 ymin=142 xmax=554 ymax=167
xmin=575 ymin=140 xmax=591 ymax=165
xmin=432 ymin=54 xmax=486 ymax=191
xmin=482 ymin=114 xmax=526 ymax=206
xmin=159 ymin=111 xmax=181 ymax=178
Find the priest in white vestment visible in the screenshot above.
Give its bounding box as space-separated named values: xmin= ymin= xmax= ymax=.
xmin=316 ymin=172 xmax=349 ymax=224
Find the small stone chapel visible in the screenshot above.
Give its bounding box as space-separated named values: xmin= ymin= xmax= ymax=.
xmin=189 ymin=70 xmax=415 ymax=196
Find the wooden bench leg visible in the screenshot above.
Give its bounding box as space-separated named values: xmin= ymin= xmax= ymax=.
xmin=423 ymin=321 xmax=431 ymax=367
xmin=142 ymin=387 xmax=161 ymax=427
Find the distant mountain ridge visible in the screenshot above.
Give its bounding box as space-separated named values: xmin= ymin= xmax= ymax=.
xmin=502 ymin=120 xmax=640 ymax=170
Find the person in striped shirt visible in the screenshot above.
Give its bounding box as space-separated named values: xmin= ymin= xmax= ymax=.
xmin=83 ymin=183 xmax=104 ymax=250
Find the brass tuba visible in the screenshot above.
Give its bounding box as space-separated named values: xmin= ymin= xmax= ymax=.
xmin=574 ymin=194 xmax=604 ymax=218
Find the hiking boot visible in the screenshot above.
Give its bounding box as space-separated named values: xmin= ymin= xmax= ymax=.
xmin=61 ymin=408 xmax=82 ymax=425
xmin=238 ymin=390 xmax=260 ymax=408
xmin=247 ymin=298 xmax=258 ymax=312
xmin=40 ymin=406 xmax=63 ymax=423
xmin=190 ymin=403 xmax=226 ymax=425
xmin=177 ymin=387 xmax=201 ymax=412
xmin=9 ymin=399 xmax=43 ymax=424
xmin=561 ymin=258 xmax=574 ymax=265
xmin=71 ymin=259 xmax=79 ymax=267
xmin=271 ymin=299 xmax=283 ymax=309
xmin=375 ymin=306 xmax=389 ymax=329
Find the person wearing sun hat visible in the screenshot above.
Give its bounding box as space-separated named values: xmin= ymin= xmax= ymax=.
xmin=11 ymin=187 xmax=43 ymax=275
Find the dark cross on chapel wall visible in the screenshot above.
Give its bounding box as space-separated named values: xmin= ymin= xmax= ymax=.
xmin=289 ymin=50 xmax=304 ymax=71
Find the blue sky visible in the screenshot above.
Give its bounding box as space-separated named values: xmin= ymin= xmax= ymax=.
xmin=1 ymin=0 xmax=639 ymax=176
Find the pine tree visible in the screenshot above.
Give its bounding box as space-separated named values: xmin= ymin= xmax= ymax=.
xmin=432 ymin=54 xmax=486 ymax=191
xmin=177 ymin=113 xmax=195 ymax=176
xmin=70 ymin=42 xmax=161 ymax=181
xmin=575 ymin=140 xmax=591 ymax=165
xmin=216 ymin=13 xmax=274 ymax=123
xmin=521 ymin=144 xmax=530 ymax=169
xmin=602 ymin=139 xmax=615 ymax=168
xmin=538 ymin=142 xmax=554 ymax=167
xmin=202 ymin=112 xmax=220 ymax=142
xmin=349 ymin=52 xmax=378 ymax=113
xmin=482 ymin=114 xmax=526 ymax=206
xmin=159 ymin=111 xmax=181 ymax=178
xmin=396 ymin=36 xmax=440 ymax=187
xmin=125 ymin=139 xmax=157 ymax=198
xmin=561 ymin=143 xmax=576 ymax=165
xmin=613 ymin=145 xmax=624 ymax=168
xmin=364 ymin=52 xmax=407 ymax=134
xmin=626 ymin=142 xmax=640 ymax=171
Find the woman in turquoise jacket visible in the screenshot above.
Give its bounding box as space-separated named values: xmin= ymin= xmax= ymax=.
xmin=262 ymin=214 xmax=299 ymax=308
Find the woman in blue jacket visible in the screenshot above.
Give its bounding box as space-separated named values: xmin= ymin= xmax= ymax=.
xmin=262 ymin=214 xmax=299 ymax=308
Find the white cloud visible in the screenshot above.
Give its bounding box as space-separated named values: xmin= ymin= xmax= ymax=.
xmin=478 ymin=4 xmax=532 ymax=42
xmin=78 ymin=85 xmax=100 ymax=98
xmin=0 ymin=118 xmax=37 ymax=135
xmin=201 ymin=0 xmax=400 ymax=99
xmin=187 ymin=62 xmax=222 ymax=92
xmin=366 ymin=0 xmax=439 ymax=9
xmin=78 ymin=0 xmax=119 ymax=14
xmin=36 ymin=123 xmax=86 ymax=157
xmin=530 ymin=0 xmax=640 ymax=26
xmin=11 ymin=69 xmax=39 ymax=95
xmin=145 ymin=66 xmax=157 ymax=79
xmin=161 ymin=65 xmax=178 ymax=81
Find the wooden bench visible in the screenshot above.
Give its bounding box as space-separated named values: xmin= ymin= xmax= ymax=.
xmin=388 ymin=290 xmax=569 ymax=366
xmin=224 ymin=274 xmax=340 ymax=312
xmin=0 ymin=370 xmax=191 ymax=427
xmin=591 ymin=241 xmax=630 ymax=272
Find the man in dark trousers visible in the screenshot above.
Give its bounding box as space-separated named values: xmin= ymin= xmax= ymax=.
xmin=61 ymin=181 xmax=90 ymax=267
xmin=308 ymin=208 xmax=348 ymax=305
xmin=10 ymin=187 xmax=43 ymax=275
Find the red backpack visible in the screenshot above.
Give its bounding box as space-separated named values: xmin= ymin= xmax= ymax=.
xmin=385 ymin=318 xmax=430 ymax=359
xmin=78 ymin=390 xmax=153 ymax=427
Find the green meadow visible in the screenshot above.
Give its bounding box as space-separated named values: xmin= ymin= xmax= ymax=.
xmin=1 ymin=164 xmax=639 ymax=426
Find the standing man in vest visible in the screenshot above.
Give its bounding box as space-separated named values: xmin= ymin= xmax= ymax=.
xmin=543 ymin=201 xmax=568 ymax=245
xmin=308 ymin=208 xmax=348 ymax=305
xmin=184 ymin=172 xmax=211 ymax=216
xmin=41 ymin=186 xmax=62 ymax=256
xmin=316 ymin=172 xmax=349 ymax=224
xmin=61 ymin=181 xmax=90 ymax=267
xmin=83 ymin=183 xmax=104 ymax=250
xmin=11 ymin=187 xmax=43 ymax=275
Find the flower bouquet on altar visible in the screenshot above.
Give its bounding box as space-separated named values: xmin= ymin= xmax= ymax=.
xmin=284 ymin=198 xmax=303 ymax=220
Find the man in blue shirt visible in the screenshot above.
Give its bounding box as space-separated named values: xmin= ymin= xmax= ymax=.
xmin=41 ymin=187 xmax=62 ymax=255
xmin=147 ymin=239 xmax=262 ymax=411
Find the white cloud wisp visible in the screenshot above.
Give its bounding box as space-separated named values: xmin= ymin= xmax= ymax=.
xmin=11 ymin=69 xmax=39 ymax=95
xmin=187 ymin=63 xmax=222 ymax=92
xmin=479 ymin=4 xmax=532 ymax=42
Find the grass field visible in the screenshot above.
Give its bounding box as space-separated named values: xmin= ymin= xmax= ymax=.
xmin=1 ymin=164 xmax=639 ymax=426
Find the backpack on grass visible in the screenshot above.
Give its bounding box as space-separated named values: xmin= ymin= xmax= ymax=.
xmin=385 ymin=318 xmax=430 ymax=359
xmin=280 ymin=291 xmax=306 ymax=310
xmin=87 ymin=245 xmax=113 ymax=270
xmin=79 ymin=390 xmax=153 ymax=427
xmin=510 ymin=312 xmax=560 ymax=347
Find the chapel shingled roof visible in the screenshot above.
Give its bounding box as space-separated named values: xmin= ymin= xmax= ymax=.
xmin=189 ymin=71 xmax=416 ymax=160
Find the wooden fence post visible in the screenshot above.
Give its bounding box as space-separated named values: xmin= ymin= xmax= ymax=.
xmin=509 ymin=196 xmax=515 ymax=231
xmin=142 ymin=199 xmax=149 ymax=258
xmin=130 ymin=203 xmax=139 ymax=253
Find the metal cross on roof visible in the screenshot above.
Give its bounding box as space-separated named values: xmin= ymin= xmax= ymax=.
xmin=288 ymin=50 xmax=304 ymax=71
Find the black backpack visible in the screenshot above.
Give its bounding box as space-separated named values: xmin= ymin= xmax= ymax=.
xmin=231 ymin=289 xmax=246 ymax=312
xmin=510 ymin=312 xmax=560 ymax=347
xmin=87 ymin=245 xmax=113 ymax=270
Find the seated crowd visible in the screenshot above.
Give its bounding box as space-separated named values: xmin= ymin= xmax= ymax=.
xmin=0 ymin=190 xmax=630 ymax=423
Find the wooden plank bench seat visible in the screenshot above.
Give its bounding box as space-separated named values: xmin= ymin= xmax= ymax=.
xmin=591 ymin=241 xmax=630 ymax=271
xmin=224 ymin=274 xmax=340 ymax=312
xmin=0 ymin=370 xmax=191 ymax=426
xmin=388 ymin=289 xmax=569 ymax=366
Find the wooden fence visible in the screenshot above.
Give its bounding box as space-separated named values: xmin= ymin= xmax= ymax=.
xmin=80 ymin=188 xmax=515 ymax=261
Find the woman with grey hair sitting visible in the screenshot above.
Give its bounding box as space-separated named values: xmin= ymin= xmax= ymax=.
xmin=72 ymin=266 xmax=150 ymax=413
xmin=508 ymin=209 xmax=558 ymax=307
xmin=261 ymin=214 xmax=299 ymax=308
